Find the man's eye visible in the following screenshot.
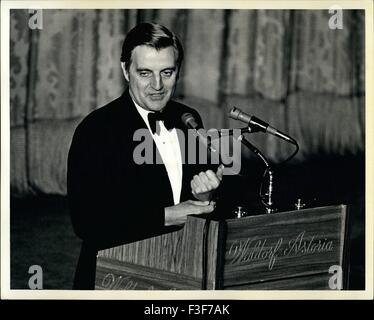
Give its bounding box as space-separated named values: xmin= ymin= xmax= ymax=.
xmin=162 ymin=70 xmax=173 ymax=77
xmin=139 ymin=71 xmax=150 ymax=77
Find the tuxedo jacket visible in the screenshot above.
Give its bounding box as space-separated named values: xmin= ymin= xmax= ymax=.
xmin=67 ymin=89 xmax=208 ymax=289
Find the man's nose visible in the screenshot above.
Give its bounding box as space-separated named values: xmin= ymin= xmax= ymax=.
xmin=151 ymin=74 xmax=163 ymax=90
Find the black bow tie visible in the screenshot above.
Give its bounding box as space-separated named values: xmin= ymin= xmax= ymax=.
xmin=147 ymin=111 xmax=175 ymax=134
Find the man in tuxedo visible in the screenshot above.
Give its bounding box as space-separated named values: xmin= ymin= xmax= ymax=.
xmin=67 ymin=23 xmax=224 ymax=289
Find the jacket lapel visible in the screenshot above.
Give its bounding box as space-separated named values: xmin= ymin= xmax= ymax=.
xmin=121 ymin=90 xmax=175 ymax=207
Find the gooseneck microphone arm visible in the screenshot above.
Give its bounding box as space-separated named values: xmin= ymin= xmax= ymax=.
xmin=238 ymin=135 xmax=270 ymax=168
xmin=237 ymin=135 xmax=275 ymax=214
xmin=228 ymin=107 xmax=301 ymax=214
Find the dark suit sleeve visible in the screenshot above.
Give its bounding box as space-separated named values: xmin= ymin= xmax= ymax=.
xmin=67 ymin=121 xmax=172 ymax=251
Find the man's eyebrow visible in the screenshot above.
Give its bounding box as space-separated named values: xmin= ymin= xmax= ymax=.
xmin=136 ymin=66 xmax=177 ymax=72
xmin=136 ymin=68 xmax=152 ymax=72
xmin=162 ymin=66 xmax=177 ymax=71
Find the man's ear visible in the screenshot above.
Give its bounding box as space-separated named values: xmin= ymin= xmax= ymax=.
xmin=121 ymin=62 xmax=129 ymax=82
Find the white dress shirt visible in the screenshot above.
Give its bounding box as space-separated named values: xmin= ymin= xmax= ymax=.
xmin=133 ymin=101 xmax=183 ymax=205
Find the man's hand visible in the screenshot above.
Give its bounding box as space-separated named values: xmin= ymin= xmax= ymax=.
xmin=191 ymin=165 xmax=224 ymax=202
xmin=165 ymin=200 xmax=215 ymax=226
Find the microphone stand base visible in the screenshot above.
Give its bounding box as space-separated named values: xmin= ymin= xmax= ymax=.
xmin=265 ymin=207 xmax=276 ymax=214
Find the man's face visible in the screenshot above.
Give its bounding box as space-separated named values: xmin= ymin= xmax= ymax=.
xmin=122 ymin=45 xmax=179 ymax=112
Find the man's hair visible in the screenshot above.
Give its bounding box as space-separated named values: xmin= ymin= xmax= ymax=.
xmin=121 ymin=22 xmax=184 ymax=72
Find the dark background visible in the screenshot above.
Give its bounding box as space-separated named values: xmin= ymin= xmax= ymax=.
xmin=10 ymin=9 xmax=365 ymax=289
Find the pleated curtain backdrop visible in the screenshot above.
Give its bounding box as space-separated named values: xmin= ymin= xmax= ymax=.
xmin=10 ymin=9 xmax=365 ymax=196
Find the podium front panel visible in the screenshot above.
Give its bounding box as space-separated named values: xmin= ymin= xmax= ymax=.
xmin=222 ymin=205 xmax=348 ymax=289
xmin=95 ymin=205 xmax=348 ymax=290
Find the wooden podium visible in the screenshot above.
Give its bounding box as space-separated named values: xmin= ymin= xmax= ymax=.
xmin=95 ymin=205 xmax=350 ymax=290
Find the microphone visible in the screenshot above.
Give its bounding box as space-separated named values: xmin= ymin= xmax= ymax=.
xmin=228 ymin=107 xmax=295 ymax=144
xmin=181 ymin=113 xmax=200 ymax=130
xmin=181 ymin=113 xmax=217 ymax=152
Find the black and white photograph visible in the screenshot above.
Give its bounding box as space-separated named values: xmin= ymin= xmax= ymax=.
xmin=1 ymin=0 xmax=372 ymax=300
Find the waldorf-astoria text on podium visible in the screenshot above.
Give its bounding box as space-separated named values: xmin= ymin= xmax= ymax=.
xmin=95 ymin=205 xmax=349 ymax=290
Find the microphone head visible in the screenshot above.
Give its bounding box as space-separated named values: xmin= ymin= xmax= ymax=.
xmin=228 ymin=107 xmax=252 ymax=124
xmin=228 ymin=107 xmax=241 ymax=120
xmin=181 ymin=112 xmax=199 ymax=129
